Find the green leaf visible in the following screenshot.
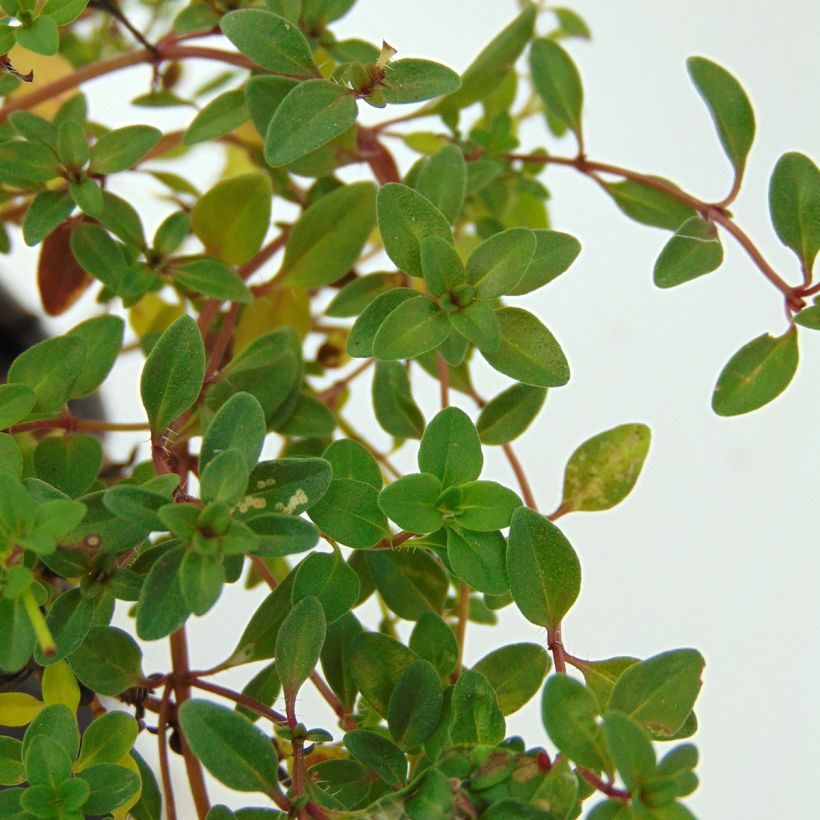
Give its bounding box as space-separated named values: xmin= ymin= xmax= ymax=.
xmin=247 ymin=513 xmax=319 ymax=557
xmin=264 ymin=80 xmax=358 ymax=167
xmin=235 ymin=662 xmax=281 ymax=723
xmin=473 ymin=643 xmax=549 ymax=715
xmin=33 ymin=434 xmax=102 ymax=498
xmin=529 ymin=38 xmax=584 ymax=138
xmin=103 ymin=485 xmax=169 ymax=532
xmin=712 ymin=329 xmax=799 ymax=416
xmin=77 ymin=763 xmax=140 ymax=813
xmin=69 ymin=222 xmax=127 ymax=292
xmin=344 ymin=730 xmax=407 ymax=788
xmin=466 ymin=227 xmax=536 ymax=298
xmin=573 ymin=656 xmax=639 ymax=709
xmin=201 ymin=392 xmax=267 ymax=474
xmin=541 ymin=675 xmax=609 ymax=770
xmin=98 ymin=190 xmax=145 ymax=248
xmin=0 ymin=737 xmax=24 ymax=786
xmin=77 ymin=711 xmax=138 ymax=770
xmin=326 ymin=271 xmax=403 ymax=317
xmin=192 ymin=172 xmax=272 ymax=265
xmin=507 ymin=507 xmax=581 ymax=628
xmin=508 ymin=229 xmax=582 ymax=295
xmin=292 ymin=551 xmax=360 ymax=623
xmin=7 ymin=336 xmax=85 ymax=413
xmin=609 ymin=649 xmax=705 ymax=739
xmin=795 ymin=304 xmax=820 ymax=330
xmin=348 ymin=632 xmax=417 ymax=717
xmin=15 ymin=15 xmax=59 ymax=55
xmin=323 ymin=439 xmax=382 ymax=490
xmin=54 ymin=182 xmax=97 ymax=235
xmin=0 ymin=432 xmax=22 ymax=475
xmin=387 ymin=660 xmax=443 ymax=750
xmin=309 ymin=759 xmax=371 ymax=811
xmin=178 ymin=700 xmax=280 ymax=792
xmin=68 ymin=626 xmax=142 ymax=696
xmin=561 ymin=423 xmax=652 ymax=513
xmin=184 ymin=88 xmax=249 ymax=145
xmin=281 ymin=182 xmax=376 ymax=286
xmin=153 ymin=211 xmax=190 ymax=257
xmin=307 ymin=478 xmax=388 ymax=548
xmin=237 ymin=458 xmax=332 ymax=519
xmin=605 ymin=179 xmax=696 ymax=231
xmin=449 ymin=300 xmax=502 ymax=354
xmin=379 ymin=473 xmax=443 ymax=533
xmin=173 ymin=257 xmax=253 ymax=304
xmin=0 ymin=384 xmax=37 ymax=429
xmin=208 ymin=328 xmax=301 ymax=424
xmin=451 ymin=480 xmax=521 ymax=531
xmin=23 ymin=190 xmax=74 ymax=247
xmin=482 ymin=307 xmax=570 ymax=387
xmin=347 ymin=288 xmax=418 ymax=358
xmin=450 ymin=669 xmax=505 ymax=745
xmin=140 ymin=315 xmax=206 ymax=433
xmin=653 ymin=217 xmax=723 ymax=288
xmin=180 ymin=551 xmax=225 ymax=616
xmin=42 ymin=0 xmax=90 ymax=26
xmin=381 ymin=59 xmax=461 ymax=104
xmin=377 ymin=182 xmax=453 ymax=278
xmin=420 ymin=234 xmax=466 ymax=297
xmin=366 ymin=549 xmax=448 ymax=620
xmin=0 ymin=141 xmax=59 ymax=182
xmin=409 ymin=613 xmax=458 ymax=679
xmin=24 ymin=736 xmax=73 ymax=788
xmin=57 ymin=119 xmax=89 ymax=169
xmin=446 ymin=527 xmax=508 ymax=595
xmin=37 ymin=589 xmax=93 ymax=665
xmin=64 ymin=315 xmax=124 ymax=398
xmin=686 ymin=56 xmax=755 ymax=176
xmin=768 ymin=151 xmax=820 ymax=271
xmin=275 ymin=595 xmax=326 ymax=702
xmin=477 ymin=383 xmax=547 ymax=445
xmin=227 ymin=570 xmax=296 ymax=666
xmin=321 ymin=612 xmax=363 ymax=711
xmin=89 ymin=125 xmax=162 ymax=174
xmin=136 ymin=545 xmax=190 ymax=639
xmin=415 ymin=144 xmax=467 ymax=224
xmin=372 ymin=360 xmax=425 ymax=439
xmin=220 ymin=9 xmax=316 ymax=75
xmin=602 ymin=710 xmax=656 ymax=790
xmin=302 ymin=0 xmax=355 ymax=26
xmin=244 ymin=75 xmax=299 ymax=135
xmin=435 ymin=3 xmax=536 ymax=113
xmin=419 ymin=407 xmax=483 ymax=488
xmin=372 ymin=294 xmax=450 ymax=360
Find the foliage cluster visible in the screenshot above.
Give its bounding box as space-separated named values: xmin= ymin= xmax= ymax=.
xmin=0 ymin=1 xmax=817 ymax=818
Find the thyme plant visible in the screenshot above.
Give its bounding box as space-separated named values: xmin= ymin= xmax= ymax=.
xmin=0 ymin=1 xmax=817 ymax=818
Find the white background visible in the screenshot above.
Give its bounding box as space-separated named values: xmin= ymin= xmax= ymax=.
xmin=4 ymin=2 xmax=819 ymax=817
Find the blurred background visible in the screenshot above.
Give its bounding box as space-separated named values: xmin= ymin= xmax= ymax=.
xmin=2 ymin=1 xmax=818 ymax=816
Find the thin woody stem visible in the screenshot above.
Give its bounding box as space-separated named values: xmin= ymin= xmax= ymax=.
xmin=7 ymin=417 xmax=149 ymax=434
xmin=157 ymin=683 xmax=177 ymax=820
xmin=190 ymin=677 xmax=288 ymax=725
xmin=170 ymin=627 xmax=211 ymax=817
xmin=505 ymin=152 xmax=806 ymax=312
xmin=0 ymin=43 xmax=309 ymax=125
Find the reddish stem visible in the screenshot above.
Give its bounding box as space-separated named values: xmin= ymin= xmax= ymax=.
xmin=157 ymin=683 xmax=177 ymax=820
xmin=170 ymin=627 xmax=211 ymax=817
xmin=505 ymin=152 xmax=806 ymax=313
xmin=190 ymin=677 xmax=288 ymax=725
xmin=548 ymin=624 xmax=567 ymax=674
xmin=577 ymin=767 xmax=631 ymax=801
